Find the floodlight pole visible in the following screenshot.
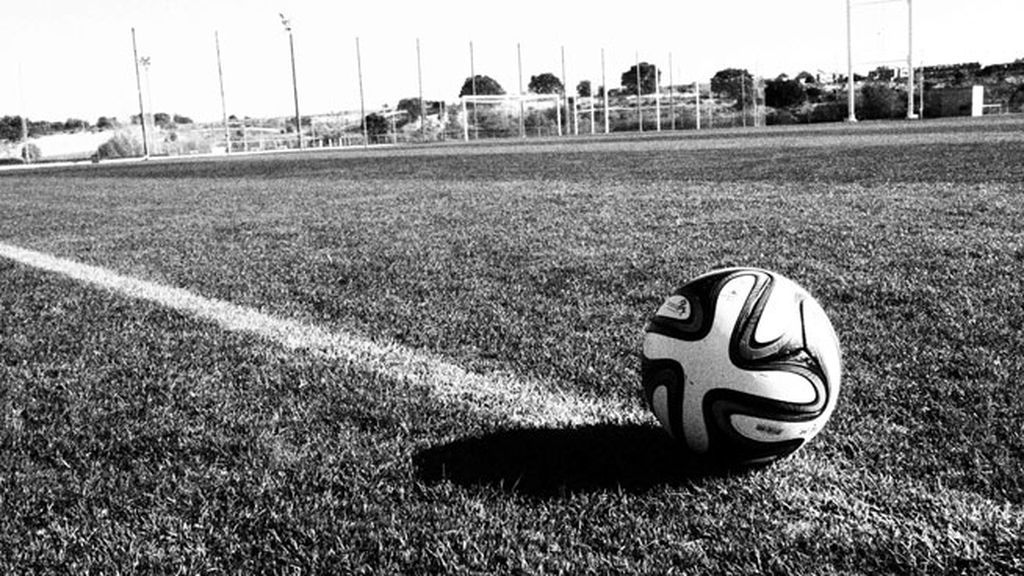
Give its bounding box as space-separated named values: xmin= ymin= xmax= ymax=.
xmin=845 ymin=0 xmax=858 ymax=122
xmin=655 ymin=59 xmax=661 ymax=132
xmin=668 ymin=52 xmax=675 ymax=131
xmin=918 ymin=60 xmax=925 ymax=117
xmin=695 ymin=80 xmax=701 ymax=130
xmin=601 ymin=48 xmax=609 ymax=134
xmin=280 ymin=14 xmax=302 ymax=149
xmin=417 ymin=38 xmax=425 ymax=138
xmin=517 ymin=43 xmax=525 ymax=138
xmin=636 ymin=51 xmax=643 ymax=133
xmin=469 ymin=41 xmax=478 ymax=139
xmin=215 ymin=31 xmax=230 ymax=154
xmin=17 ymin=63 xmax=27 ymax=145
xmin=561 ymin=46 xmax=569 ymax=137
xmin=141 ymin=56 xmax=154 ymax=154
xmin=906 ymin=0 xmax=916 ymax=119
xmin=131 ymin=28 xmax=150 ymax=159
xmin=740 ymin=72 xmax=747 ymax=128
xmin=356 ymin=37 xmax=367 ymax=147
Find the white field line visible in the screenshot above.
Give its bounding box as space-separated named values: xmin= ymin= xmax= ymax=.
xmin=0 ymin=242 xmax=649 ymax=428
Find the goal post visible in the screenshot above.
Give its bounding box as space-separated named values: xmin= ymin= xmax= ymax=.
xmin=459 ymin=94 xmax=562 ymax=141
xmin=846 ymin=0 xmax=917 ymax=121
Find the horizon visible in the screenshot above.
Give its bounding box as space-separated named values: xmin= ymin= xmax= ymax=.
xmin=2 ymin=0 xmax=1023 ymax=124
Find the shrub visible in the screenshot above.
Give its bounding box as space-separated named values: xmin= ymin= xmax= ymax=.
xmin=766 ymin=108 xmax=800 ymax=126
xmin=97 ymin=132 xmax=144 ymax=159
xmin=1009 ymin=86 xmax=1024 ymax=113
xmin=21 ymin=143 xmax=41 ymax=163
xmin=810 ymin=102 xmax=847 ymax=123
xmin=764 ymin=78 xmax=806 ymax=109
xmin=859 ymin=83 xmax=907 ymax=120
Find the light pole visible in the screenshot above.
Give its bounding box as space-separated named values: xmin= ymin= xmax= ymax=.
xmin=215 ymin=31 xmax=230 ymax=154
xmin=140 ymin=56 xmax=154 ymax=154
xmin=846 ymin=0 xmax=857 ymax=122
xmin=280 ymin=13 xmax=302 ymax=148
xmin=131 ymin=28 xmax=150 ymax=158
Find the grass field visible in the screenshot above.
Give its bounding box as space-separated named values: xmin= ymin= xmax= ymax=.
xmin=1 ymin=116 xmax=1022 ymax=573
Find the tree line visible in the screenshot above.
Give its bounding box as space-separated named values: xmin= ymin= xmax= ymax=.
xmin=0 ymin=113 xmax=193 ymax=143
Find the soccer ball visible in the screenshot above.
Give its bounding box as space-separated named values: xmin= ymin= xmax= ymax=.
xmin=641 ymin=268 xmax=841 ymax=466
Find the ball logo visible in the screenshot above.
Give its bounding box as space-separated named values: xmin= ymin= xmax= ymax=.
xmin=641 ymin=268 xmax=842 ymax=466
xmin=657 ymin=295 xmax=691 ymax=321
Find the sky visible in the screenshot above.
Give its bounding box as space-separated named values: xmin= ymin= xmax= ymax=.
xmin=1 ymin=0 xmax=1022 ymax=123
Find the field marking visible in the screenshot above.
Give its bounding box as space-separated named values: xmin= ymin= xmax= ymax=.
xmin=0 ymin=242 xmax=649 ymax=428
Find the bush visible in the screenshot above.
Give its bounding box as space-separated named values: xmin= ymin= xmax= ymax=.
xmin=1009 ymin=86 xmax=1024 ymax=113
xmin=766 ymin=108 xmax=801 ymax=126
xmin=20 ymin=143 xmax=41 ymax=163
xmin=764 ymin=78 xmax=806 ymax=109
xmin=97 ymin=132 xmax=144 ymax=159
xmin=859 ymin=83 xmax=907 ymax=120
xmin=810 ymin=102 xmax=848 ymax=123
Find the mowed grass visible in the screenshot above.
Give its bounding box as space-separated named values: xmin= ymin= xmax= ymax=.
xmin=1 ymin=116 xmax=1023 ymax=573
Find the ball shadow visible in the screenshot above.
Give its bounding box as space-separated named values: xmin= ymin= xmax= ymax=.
xmin=413 ymin=424 xmax=754 ymax=497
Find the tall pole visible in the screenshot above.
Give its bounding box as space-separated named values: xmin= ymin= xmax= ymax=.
xmin=131 ymin=27 xmax=150 ymax=159
xmin=280 ymin=14 xmax=302 ymax=148
xmin=654 ymin=58 xmax=661 ymax=132
xmin=741 ymin=72 xmax=747 ymax=127
xmin=141 ymin=57 xmax=154 ymax=153
xmin=636 ymin=51 xmax=643 ymax=133
xmin=846 ymin=0 xmax=857 ymax=122
xmin=906 ymin=0 xmax=915 ymax=119
xmin=417 ymin=38 xmax=425 ymax=137
xmin=918 ymin=60 xmax=925 ymax=117
xmin=356 ymin=37 xmax=367 ymax=146
xmin=694 ymin=80 xmax=701 ymax=130
xmin=561 ymin=46 xmax=569 ymax=137
xmin=602 ymin=48 xmax=609 ymax=134
xmin=215 ymin=31 xmax=230 ymax=154
xmin=17 ymin=63 xmax=28 ymax=145
xmin=517 ymin=42 xmax=525 ymax=138
xmin=469 ymin=41 xmax=478 ymax=139
xmin=288 ymin=31 xmax=301 ymax=148
xmin=669 ymin=52 xmax=675 ymax=130
xmin=589 ymin=93 xmax=595 ymax=135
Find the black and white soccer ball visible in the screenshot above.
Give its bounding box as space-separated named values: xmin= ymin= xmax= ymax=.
xmin=641 ymin=268 xmax=841 ymax=466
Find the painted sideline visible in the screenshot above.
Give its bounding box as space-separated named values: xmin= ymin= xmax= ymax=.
xmin=0 ymin=242 xmax=649 ymax=427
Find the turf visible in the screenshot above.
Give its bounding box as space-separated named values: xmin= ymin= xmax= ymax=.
xmin=1 ymin=116 xmax=1022 ymax=573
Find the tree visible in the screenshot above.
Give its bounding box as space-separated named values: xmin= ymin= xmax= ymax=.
xmin=711 ymin=68 xmax=755 ymax=109
xmin=795 ymin=71 xmax=817 ymax=84
xmin=363 ymin=113 xmax=388 ymax=139
xmin=96 ymin=116 xmax=117 ymax=130
xmin=765 ymin=77 xmax=806 ymax=108
xmin=397 ymin=97 xmax=424 ymax=122
xmin=577 ymin=80 xmax=592 ymax=98
xmin=173 ymin=114 xmax=193 ymax=125
xmin=63 ymin=118 xmax=89 ymax=132
xmin=0 ymin=116 xmax=24 ymax=141
xmin=868 ymin=66 xmax=896 ymax=83
xmin=620 ymin=62 xmax=659 ymax=95
xmin=154 ymin=112 xmax=172 ymax=128
xmin=528 ymin=72 xmax=564 ymax=94
xmin=860 ymin=83 xmax=905 ymax=119
xmin=459 ymin=75 xmax=505 ymax=97
xmin=28 ymin=120 xmax=57 ymax=137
